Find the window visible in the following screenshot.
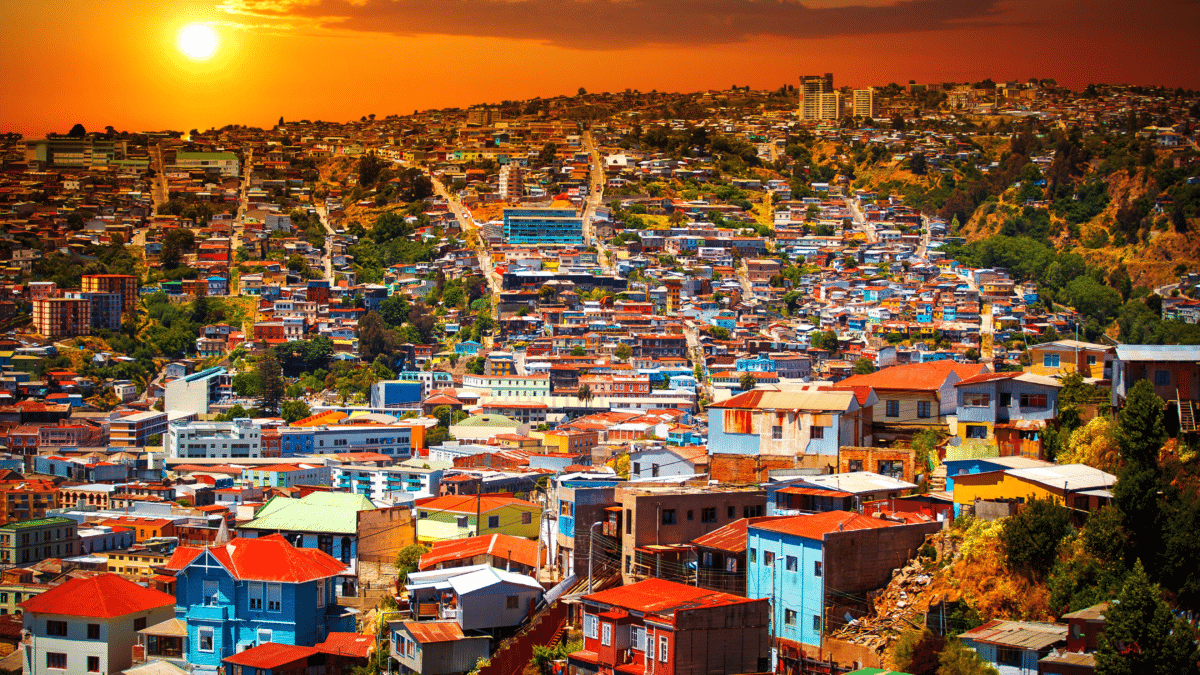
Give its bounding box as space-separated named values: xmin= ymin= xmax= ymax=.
xmin=659 ymin=635 xmax=669 ymax=662
xmin=47 ymin=653 xmax=67 ymax=670
xmin=626 ymin=509 xmax=632 ymax=535
xmin=848 ymin=459 xmax=863 ymax=472
xmin=744 ymin=505 xmax=763 ymax=518
xmin=651 ymin=464 xmax=660 ymax=477
xmin=258 ymin=629 xmax=273 ymax=644
xmin=1087 ymin=354 xmax=1097 ymax=366
xmin=1155 ymin=370 xmax=1170 ymax=386
xmin=87 ymin=656 xmax=100 ymax=673
xmin=813 ymin=615 xmax=822 ymax=631
xmin=602 ymin=622 xmax=612 ymax=646
xmin=662 ymin=509 xmax=676 ymax=525
xmin=728 ymin=506 xmax=735 ymax=519
xmin=772 ymin=425 xmax=783 ymax=440
xmin=811 ymin=425 xmax=824 ymax=439
xmin=583 ymin=614 xmax=599 ymax=639
xmin=785 ymin=555 xmax=797 ymax=572
xmin=748 ymin=548 xmax=757 ymax=563
xmin=885 ymin=400 xmax=900 ymax=417
xmin=726 ymin=557 xmax=738 ymax=573
xmin=488 ymin=515 xmax=500 ymax=528
xmin=764 ymin=551 xmax=775 ymax=566
xmin=249 ymin=582 xmax=263 ymax=610
xmin=999 ymin=392 xmax=1012 ymax=407
xmin=199 ymin=627 xmax=214 ymax=652
xmin=1043 ymin=353 xmax=1060 ymax=368
xmin=784 ymin=609 xmax=797 ymax=625
xmin=632 ymin=462 xmax=640 ymax=475
xmin=1074 ymin=495 xmax=1089 ymax=511
xmin=686 ymin=510 xmax=694 ymax=521
xmin=917 ymin=401 xmax=932 ymax=419
xmin=521 ymin=511 xmax=532 ymax=525
xmin=203 ymin=579 xmax=219 ymax=605
xmin=46 ymin=620 xmax=67 ymax=636
xmin=703 ymin=552 xmax=713 ymax=567
xmin=1020 ymin=393 xmax=1047 ymax=409
xmin=878 ymin=460 xmax=904 ymax=479
xmin=87 ymin=624 xmax=100 ymax=640
xmin=996 ymin=646 xmax=1021 ymax=667
xmin=456 ymin=516 xmax=469 ymax=528
xmin=964 ymin=393 xmax=990 ymax=407
xmin=267 ymin=583 xmax=281 ymax=612
xmin=419 ymin=511 xmax=428 ymax=519
xmin=701 ymin=507 xmax=717 ymax=523
xmin=633 ymin=626 xmax=646 ymax=652
xmin=134 ymin=617 xmax=146 ymax=632
xmin=815 ymin=561 xmax=823 ymax=576
xmin=966 ymin=425 xmax=988 ymax=439
xmin=506 ymin=595 xmax=519 ymax=609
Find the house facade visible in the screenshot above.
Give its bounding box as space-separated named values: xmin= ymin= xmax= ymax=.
xmin=708 ymin=388 xmax=862 ymax=464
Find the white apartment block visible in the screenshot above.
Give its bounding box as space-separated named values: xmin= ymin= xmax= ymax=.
xmin=853 ymin=88 xmax=877 ymax=119
xmin=165 ymin=418 xmax=261 ymax=459
xmin=331 ymin=464 xmax=445 ymax=501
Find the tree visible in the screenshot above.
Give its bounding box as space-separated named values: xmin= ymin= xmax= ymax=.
xmin=911 ymin=152 xmax=927 ymax=175
xmin=68 ymin=123 xmax=86 ymax=138
xmin=576 ymin=384 xmax=594 ymax=406
xmin=891 ymin=629 xmax=944 ymax=675
xmin=1095 ymin=560 xmax=1199 ymax=675
xmin=577 ymin=87 xmax=587 ymax=96
xmin=1113 ymin=380 xmax=1167 ymax=568
xmin=852 ymin=357 xmax=875 ymax=374
xmin=740 ymin=372 xmax=757 ymax=391
xmin=1001 ymin=496 xmax=1071 ymax=578
xmin=937 ymin=640 xmax=999 ymax=675
xmin=570 ymin=345 xmax=586 ymax=357
xmin=614 ymin=343 xmax=632 ymax=361
xmin=256 ymin=353 xmax=285 ymax=414
xmin=358 ymin=311 xmax=397 ymax=363
xmin=232 ymin=371 xmax=260 ymax=397
xmin=280 ymin=399 xmax=311 ymax=424
xmin=393 ymin=544 xmax=430 ymax=588
xmin=357 ymin=153 xmax=387 ymax=187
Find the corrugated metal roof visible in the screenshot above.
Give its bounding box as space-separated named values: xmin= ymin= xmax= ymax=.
xmin=959 ymin=619 xmax=1067 ymax=650
xmin=751 ymin=510 xmax=896 ymax=541
xmin=1006 ymin=464 xmax=1115 ymax=492
xmin=401 ymin=621 xmax=466 ymax=644
xmin=799 ymin=472 xmax=917 ymax=494
xmin=1115 ymin=344 xmax=1200 ymax=362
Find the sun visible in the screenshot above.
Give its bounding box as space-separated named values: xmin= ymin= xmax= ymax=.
xmin=178 ymin=24 xmax=219 ymax=60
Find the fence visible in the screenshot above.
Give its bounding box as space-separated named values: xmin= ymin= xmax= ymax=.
xmin=476 ymin=602 xmax=569 ymax=675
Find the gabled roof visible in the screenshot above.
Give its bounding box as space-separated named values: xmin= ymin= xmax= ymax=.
xmin=581 ymin=578 xmax=758 ymax=619
xmin=838 ymin=360 xmax=987 ymax=392
xmin=241 ymin=492 xmax=375 ymax=534
xmin=750 ymin=510 xmax=897 ymax=541
xmin=315 ymin=632 xmax=376 ymax=658
xmin=419 ymin=534 xmax=538 ymax=571
xmin=222 ymin=643 xmax=319 ymax=669
xmin=175 ymin=535 xmax=347 ymax=583
xmin=708 ymin=388 xmax=856 ymax=412
xmin=19 ymin=573 xmax=175 ymax=618
xmin=400 ymin=620 xmax=467 ymax=643
xmin=955 ymin=372 xmax=1062 ymax=388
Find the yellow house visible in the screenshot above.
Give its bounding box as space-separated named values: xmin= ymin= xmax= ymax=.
xmin=1028 ymin=340 xmax=1115 ymax=381
xmin=952 ymin=463 xmax=1115 ymax=513
xmin=414 ymin=495 xmax=541 ymax=543
xmin=102 ymin=547 xmax=172 ymax=580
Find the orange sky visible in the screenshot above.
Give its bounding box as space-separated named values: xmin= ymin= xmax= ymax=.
xmin=2 ymin=0 xmax=1199 ymax=138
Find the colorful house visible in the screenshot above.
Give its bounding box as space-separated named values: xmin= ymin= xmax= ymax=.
xmin=413 ymin=495 xmax=541 ymax=543
xmin=953 ymin=372 xmax=1062 ymax=457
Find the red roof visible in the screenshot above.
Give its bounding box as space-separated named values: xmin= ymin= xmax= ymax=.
xmin=222 ymin=642 xmax=319 ymax=668
xmin=954 ymin=371 xmax=1021 ymax=387
xmin=837 ymin=360 xmax=987 ymax=392
xmin=419 ymin=534 xmax=538 ymax=571
xmin=402 ymin=621 xmax=466 ymax=643
xmin=414 ymin=495 xmax=539 ymax=514
xmin=168 ymin=535 xmax=347 ymax=582
xmin=581 ymin=578 xmax=760 ymax=620
xmin=750 ymin=510 xmax=897 ymax=541
xmin=690 ymin=516 xmax=793 ymax=553
xmin=18 ymin=573 xmax=175 ymax=618
xmin=315 ymin=632 xmax=376 ymax=658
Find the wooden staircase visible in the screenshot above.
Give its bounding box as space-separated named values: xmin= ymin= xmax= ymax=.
xmin=1179 ymin=389 xmax=1197 ymax=434
xmin=929 ymin=464 xmax=948 ymax=492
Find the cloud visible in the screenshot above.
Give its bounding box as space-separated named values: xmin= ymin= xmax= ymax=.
xmin=218 ymin=0 xmax=1014 ymax=49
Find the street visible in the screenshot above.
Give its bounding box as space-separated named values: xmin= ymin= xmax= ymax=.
xmin=580 ymin=130 xmax=616 ymax=275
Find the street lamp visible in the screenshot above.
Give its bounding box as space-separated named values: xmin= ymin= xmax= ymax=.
xmin=588 ymin=521 xmax=603 ymax=593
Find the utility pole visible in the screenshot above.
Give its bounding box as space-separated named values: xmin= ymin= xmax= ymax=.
xmin=588 ymin=521 xmax=602 ymax=593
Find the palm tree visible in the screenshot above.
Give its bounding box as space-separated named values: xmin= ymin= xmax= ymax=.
xmin=739 ymin=372 xmax=757 ymax=392
xmin=576 ymin=384 xmax=594 ymax=407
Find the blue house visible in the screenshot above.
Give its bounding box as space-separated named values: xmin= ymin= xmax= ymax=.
xmin=168 ymin=535 xmax=355 ymax=675
xmin=629 ymin=446 xmax=707 ymax=480
xmin=958 ymin=620 xmax=1067 ymax=675
xmin=954 ymin=372 xmax=1061 ymax=456
xmin=455 ymin=340 xmax=482 ymax=356
xmin=736 ymin=355 xmax=776 ymax=373
xmin=746 ymin=512 xmax=940 ymax=661
xmin=707 ymin=389 xmax=862 ymax=459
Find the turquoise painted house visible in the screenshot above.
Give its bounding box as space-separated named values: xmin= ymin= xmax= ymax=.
xmin=167 ymin=535 xmax=355 ymax=675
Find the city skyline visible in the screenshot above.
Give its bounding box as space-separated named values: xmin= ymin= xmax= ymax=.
xmin=2 ymin=0 xmax=1199 ymax=138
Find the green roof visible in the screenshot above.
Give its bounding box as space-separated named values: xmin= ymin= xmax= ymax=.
xmin=452 ymin=414 xmax=521 ymax=428
xmin=0 ymin=516 xmax=75 ymax=531
xmin=945 ymin=444 xmax=1001 ymax=461
xmin=176 ymin=152 xmax=237 ymax=161
xmin=240 ymin=492 xmax=375 ymax=535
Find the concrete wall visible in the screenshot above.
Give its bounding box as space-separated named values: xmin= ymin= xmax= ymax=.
xmin=672 ymin=601 xmax=771 ymax=675
xmin=823 ymin=520 xmax=942 ymax=594
xmin=357 ymin=507 xmax=417 ymax=563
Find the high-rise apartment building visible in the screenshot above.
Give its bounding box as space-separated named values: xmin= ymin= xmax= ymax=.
xmin=818 ymin=92 xmax=844 ymax=121
xmin=799 ymin=73 xmax=834 ymax=120
xmin=854 ymin=88 xmax=877 ymax=119
xmin=82 ymin=274 xmax=139 ymax=319
xmin=32 ymin=298 xmax=90 ymax=338
xmin=499 ymin=164 xmax=524 ymax=200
